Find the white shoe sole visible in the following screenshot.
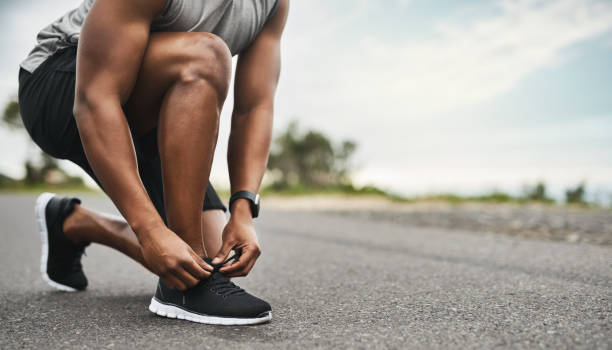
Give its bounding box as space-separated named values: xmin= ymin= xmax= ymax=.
xmin=35 ymin=192 xmax=78 ymax=292
xmin=149 ymin=297 xmax=272 ymax=325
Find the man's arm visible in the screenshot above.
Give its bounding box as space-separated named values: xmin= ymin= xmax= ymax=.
xmin=213 ymin=0 xmax=289 ymax=276
xmin=75 ymin=0 xmax=162 ymax=236
xmin=74 ymin=0 xmax=210 ymax=289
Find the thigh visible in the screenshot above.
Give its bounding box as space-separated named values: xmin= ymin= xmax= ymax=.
xmin=122 ymin=31 xmax=228 ymax=137
xmin=19 ymin=47 xmax=107 ymax=190
xmin=18 ymin=42 xmax=227 ymax=218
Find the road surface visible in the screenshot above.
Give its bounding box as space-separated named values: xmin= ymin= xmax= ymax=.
xmin=0 ymin=194 xmax=610 ymax=349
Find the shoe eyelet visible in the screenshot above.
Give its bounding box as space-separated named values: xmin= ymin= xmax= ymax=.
xmin=210 ymin=288 xmax=216 ymax=292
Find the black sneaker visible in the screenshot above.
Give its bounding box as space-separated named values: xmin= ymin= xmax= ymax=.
xmin=149 ymin=255 xmax=272 ymax=325
xmin=35 ymin=192 xmax=89 ymax=292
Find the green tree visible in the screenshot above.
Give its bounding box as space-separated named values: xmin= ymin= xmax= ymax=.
xmin=2 ymin=99 xmax=23 ymax=129
xmin=523 ymin=182 xmax=553 ymax=203
xmin=267 ymin=121 xmax=357 ymax=190
xmin=565 ymin=183 xmax=586 ymax=204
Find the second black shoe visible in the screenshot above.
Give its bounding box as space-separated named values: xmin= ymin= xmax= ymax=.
xmin=35 ymin=192 xmax=89 ymax=291
xmin=149 ymin=256 xmax=272 ymax=325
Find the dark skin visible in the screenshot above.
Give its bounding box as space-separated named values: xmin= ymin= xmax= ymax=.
xmin=68 ymin=0 xmax=289 ymax=290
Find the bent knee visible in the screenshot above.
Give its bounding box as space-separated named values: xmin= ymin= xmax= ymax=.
xmin=176 ymin=33 xmax=232 ymax=99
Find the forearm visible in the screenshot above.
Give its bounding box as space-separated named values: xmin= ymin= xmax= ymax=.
xmin=212 ymin=0 xmax=287 ymax=275
xmin=227 ymin=107 xmax=273 ymax=194
xmin=214 ymin=107 xmax=271 ymax=269
xmin=75 ymin=99 xmax=163 ymax=237
xmin=71 ymin=0 xmax=168 ymax=238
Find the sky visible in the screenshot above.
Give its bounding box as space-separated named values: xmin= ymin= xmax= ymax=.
xmin=1 ymin=0 xmax=611 ymax=202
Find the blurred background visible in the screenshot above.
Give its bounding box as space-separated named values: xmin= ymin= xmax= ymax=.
xmin=1 ymin=0 xmax=611 ymax=206
xmin=1 ymin=2 xmax=611 ymax=347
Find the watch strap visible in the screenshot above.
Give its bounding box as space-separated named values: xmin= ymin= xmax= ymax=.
xmin=229 ymin=190 xmax=260 ymax=218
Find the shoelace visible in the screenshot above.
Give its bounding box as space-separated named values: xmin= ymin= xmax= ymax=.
xmin=205 ymin=253 xmax=246 ymax=297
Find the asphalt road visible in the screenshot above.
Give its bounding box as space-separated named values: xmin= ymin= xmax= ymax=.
xmin=0 ymin=194 xmax=610 ymax=349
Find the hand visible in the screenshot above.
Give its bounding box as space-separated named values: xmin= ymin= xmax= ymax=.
xmin=139 ymin=224 xmax=213 ymax=291
xmin=212 ymin=200 xmax=261 ymax=277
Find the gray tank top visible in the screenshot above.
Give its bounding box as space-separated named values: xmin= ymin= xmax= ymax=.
xmin=20 ymin=0 xmax=279 ymax=73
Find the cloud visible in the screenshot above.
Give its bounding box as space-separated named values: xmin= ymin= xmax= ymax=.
xmin=281 ymin=0 xmax=612 ymax=124
xmin=270 ymin=0 xmax=612 ymax=194
xmin=0 ymin=0 xmax=81 ymax=105
xmin=1 ymin=0 xmax=611 ymax=196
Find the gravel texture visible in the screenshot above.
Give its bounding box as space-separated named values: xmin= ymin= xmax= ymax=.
xmin=331 ymin=204 xmax=612 ymax=246
xmin=264 ymin=196 xmax=612 ymax=246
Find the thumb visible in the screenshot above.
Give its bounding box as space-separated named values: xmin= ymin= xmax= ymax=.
xmin=212 ymin=239 xmax=234 ymax=265
xmin=189 ymin=249 xmax=213 ymax=271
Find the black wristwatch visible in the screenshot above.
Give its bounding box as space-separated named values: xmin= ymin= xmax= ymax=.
xmin=229 ymin=190 xmax=260 ymax=218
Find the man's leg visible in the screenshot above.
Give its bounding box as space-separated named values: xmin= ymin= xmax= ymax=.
xmin=54 ymin=33 xmax=270 ymax=319
xmin=201 ymin=210 xmax=224 ymax=257
xmin=57 ymin=133 xmax=227 ymax=272
xmin=60 ymin=31 xmax=231 ymax=267
xmin=123 ymin=31 xmax=231 ymax=257
xmin=62 ymin=206 xmax=225 ymax=272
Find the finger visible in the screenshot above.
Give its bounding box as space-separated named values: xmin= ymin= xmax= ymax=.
xmin=182 ymin=258 xmax=211 ymax=280
xmin=221 ymin=251 xmax=238 ymax=266
xmin=212 ymin=240 xmax=235 ymax=265
xmin=189 ymin=250 xmax=213 ymax=272
xmin=163 ymin=274 xmax=187 ymax=291
xmin=220 ymin=248 xmax=256 ymax=275
xmin=225 ymin=265 xmax=246 ymax=278
xmin=226 ymin=251 xmax=259 ymax=278
xmin=227 ymin=257 xmax=238 ymax=267
xmin=175 ymin=267 xmax=200 ymax=289
xmin=242 ymin=254 xmax=258 ymax=274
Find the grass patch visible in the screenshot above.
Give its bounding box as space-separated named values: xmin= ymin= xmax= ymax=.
xmin=260 ymin=184 xmax=606 ymax=209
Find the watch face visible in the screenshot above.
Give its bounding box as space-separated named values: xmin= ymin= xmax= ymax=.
xmin=254 ymin=194 xmax=260 ymax=205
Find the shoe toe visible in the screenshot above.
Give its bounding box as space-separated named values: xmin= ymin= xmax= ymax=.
xmin=236 ymin=294 xmax=271 ymax=317
xmin=69 ymin=273 xmax=88 ymax=291
xmin=49 ymin=270 xmax=88 ymax=291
